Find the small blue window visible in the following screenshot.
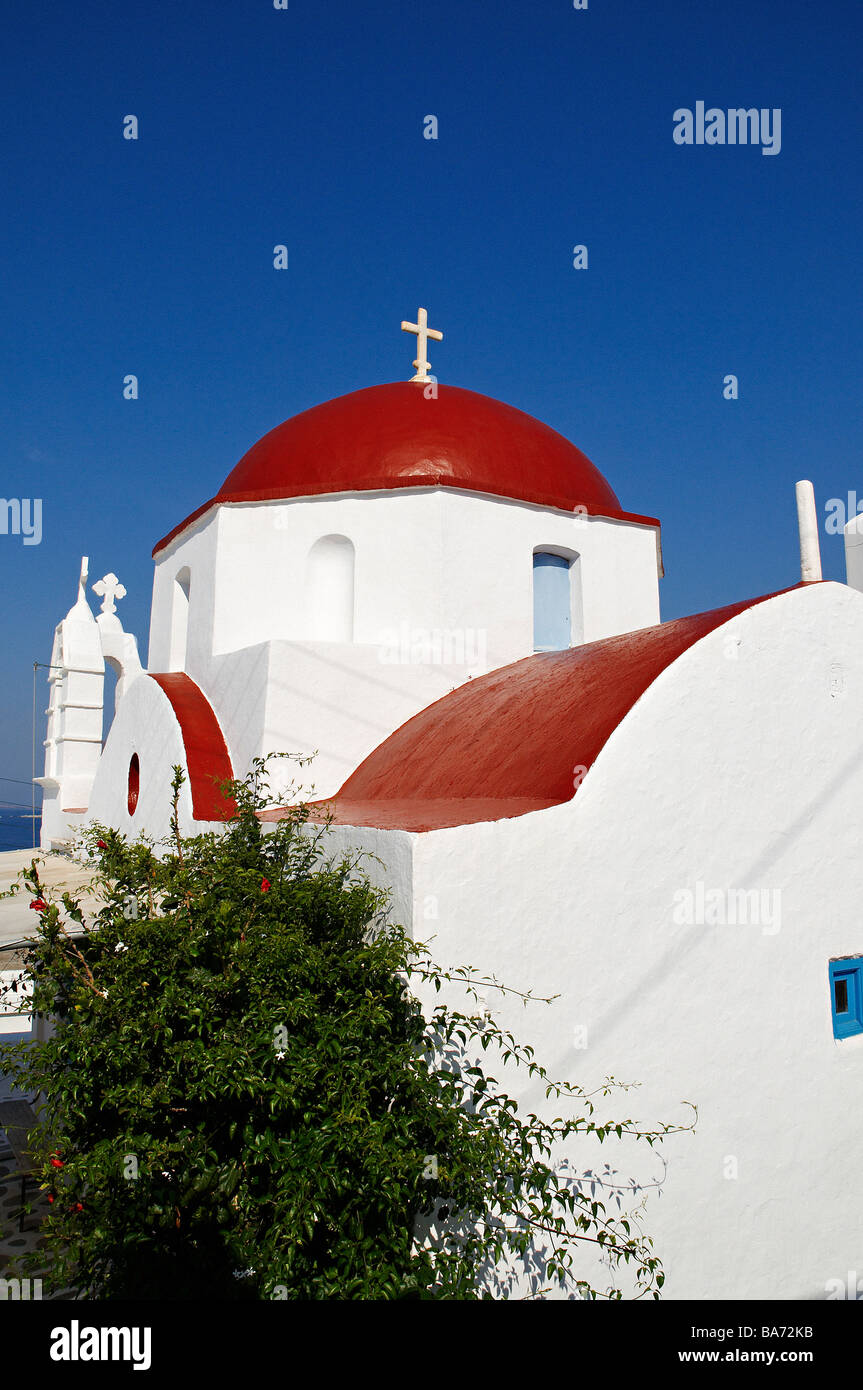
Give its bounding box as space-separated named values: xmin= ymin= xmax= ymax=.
xmin=829 ymin=959 xmax=863 ymax=1039
xmin=533 ymin=553 xmax=571 ymax=652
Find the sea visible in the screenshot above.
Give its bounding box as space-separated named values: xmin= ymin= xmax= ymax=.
xmin=0 ymin=809 xmax=42 ymax=853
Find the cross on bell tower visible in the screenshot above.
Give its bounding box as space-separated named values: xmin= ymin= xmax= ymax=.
xmin=400 ymin=307 xmax=443 ymax=384
xmin=92 ymin=572 xmax=127 ymax=615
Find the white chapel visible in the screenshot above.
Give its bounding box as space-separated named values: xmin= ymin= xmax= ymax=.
xmin=34 ymin=312 xmax=863 ymax=1299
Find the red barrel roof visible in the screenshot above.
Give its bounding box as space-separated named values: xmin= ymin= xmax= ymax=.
xmin=149 ymin=674 xmax=236 ymax=821
xmin=258 ymin=587 xmax=800 ymax=832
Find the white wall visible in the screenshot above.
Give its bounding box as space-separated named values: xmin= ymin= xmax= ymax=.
xmin=844 ymin=512 xmax=863 ymax=592
xmin=168 ymin=568 xmax=191 ymax=671
xmin=150 ymin=490 xmax=660 ymax=673
xmin=38 ymin=605 xmax=106 ymax=847
xmin=257 ymin=642 xmax=491 ymax=798
xmin=327 ymin=581 xmax=863 ymax=1299
xmin=148 ymin=511 xmax=219 ymax=677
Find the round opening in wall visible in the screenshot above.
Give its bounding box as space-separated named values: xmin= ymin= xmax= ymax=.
xmin=127 ymin=753 xmax=140 ymax=816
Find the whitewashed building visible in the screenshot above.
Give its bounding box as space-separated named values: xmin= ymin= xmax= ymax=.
xmin=36 ymin=315 xmax=863 ymax=1299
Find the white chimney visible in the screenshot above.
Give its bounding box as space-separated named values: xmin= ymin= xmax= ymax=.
xmin=795 ymin=480 xmax=822 ymax=583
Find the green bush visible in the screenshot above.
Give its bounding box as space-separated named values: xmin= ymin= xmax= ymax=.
xmin=0 ymin=759 xmax=692 ymax=1299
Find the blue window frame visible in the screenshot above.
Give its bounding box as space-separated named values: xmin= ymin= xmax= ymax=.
xmin=533 ymin=553 xmax=571 ymax=652
xmin=829 ymin=959 xmax=863 ymax=1039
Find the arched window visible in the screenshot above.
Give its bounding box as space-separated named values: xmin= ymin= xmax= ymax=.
xmin=533 ymin=551 xmax=581 ymax=652
xmin=169 ymin=568 xmax=191 ymax=671
xmin=306 ymin=536 xmax=355 ymax=642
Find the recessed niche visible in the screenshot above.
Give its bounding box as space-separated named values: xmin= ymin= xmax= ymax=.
xmin=127 ymin=753 xmax=140 ymax=816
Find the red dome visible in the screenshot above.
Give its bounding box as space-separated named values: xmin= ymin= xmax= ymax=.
xmin=154 ymin=381 xmax=657 ymax=555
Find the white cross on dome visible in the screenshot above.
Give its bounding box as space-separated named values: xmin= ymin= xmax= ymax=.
xmin=400 ymin=306 xmax=443 ymax=384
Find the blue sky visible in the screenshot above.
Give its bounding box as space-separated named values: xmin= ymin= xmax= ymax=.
xmin=1 ymin=0 xmax=861 ymax=794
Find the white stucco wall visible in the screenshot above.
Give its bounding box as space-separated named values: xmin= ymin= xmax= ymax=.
xmin=844 ymin=512 xmax=863 ymax=593
xmin=38 ymin=601 xmax=105 ymax=846
xmin=326 ymin=581 xmax=863 ymax=1300
xmin=150 ymin=490 xmax=660 ymax=674
xmin=255 ymin=643 xmax=488 ymax=798
xmin=148 ymin=512 xmax=219 ymax=680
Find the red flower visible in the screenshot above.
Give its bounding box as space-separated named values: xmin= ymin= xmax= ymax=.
xmin=47 ymin=1195 xmax=54 ymax=1204
xmin=96 ymin=839 xmax=107 ymax=850
xmin=260 ymin=878 xmax=271 ymax=893
xmin=30 ymin=898 xmax=47 ymax=912
xmin=50 ymin=1156 xmax=64 ymax=1169
xmin=75 ymin=1202 xmax=83 ymax=1212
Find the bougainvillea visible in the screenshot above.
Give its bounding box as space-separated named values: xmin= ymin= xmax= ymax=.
xmin=0 ymin=759 xmax=693 ymax=1300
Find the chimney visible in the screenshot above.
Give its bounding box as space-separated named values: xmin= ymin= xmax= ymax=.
xmin=795 ymin=480 xmax=822 ymax=583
